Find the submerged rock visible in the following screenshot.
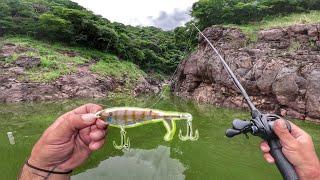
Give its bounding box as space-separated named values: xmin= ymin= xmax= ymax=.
xmin=173 ymin=24 xmax=320 ymax=122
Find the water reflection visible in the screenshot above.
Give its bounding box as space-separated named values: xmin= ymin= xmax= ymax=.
xmin=73 ymin=145 xmax=186 ymax=180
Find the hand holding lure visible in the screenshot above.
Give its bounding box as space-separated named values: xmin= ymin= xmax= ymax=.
xmin=95 ymin=107 xmax=199 ymax=150
xmin=193 ymin=24 xmax=298 ymax=180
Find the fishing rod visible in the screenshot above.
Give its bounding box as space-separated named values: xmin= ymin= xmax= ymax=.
xmin=193 ymin=24 xmax=298 ymax=180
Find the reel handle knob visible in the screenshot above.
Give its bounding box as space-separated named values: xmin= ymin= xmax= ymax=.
xmin=225 ymin=129 xmax=241 ymax=138
xmin=232 ymin=119 xmax=251 ymax=130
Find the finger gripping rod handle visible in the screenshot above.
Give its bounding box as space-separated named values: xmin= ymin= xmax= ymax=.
xmin=268 ymin=139 xmax=299 ymax=180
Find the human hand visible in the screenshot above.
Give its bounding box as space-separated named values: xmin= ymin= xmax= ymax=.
xmin=27 ymin=103 xmax=108 ymax=173
xmin=260 ymin=119 xmax=320 ymax=180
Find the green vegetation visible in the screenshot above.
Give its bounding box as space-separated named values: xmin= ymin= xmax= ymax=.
xmin=0 ymin=0 xmax=187 ymax=74
xmin=90 ymin=56 xmax=145 ymax=81
xmin=175 ymin=0 xmax=320 ymax=47
xmin=1 ymin=36 xmax=144 ymax=83
xmin=231 ymin=10 xmax=320 ymax=41
xmin=192 ymin=0 xmax=320 ymax=29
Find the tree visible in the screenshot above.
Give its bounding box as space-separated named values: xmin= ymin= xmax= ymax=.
xmin=37 ymin=13 xmax=72 ymax=41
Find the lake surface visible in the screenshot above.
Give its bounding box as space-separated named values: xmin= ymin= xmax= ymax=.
xmin=0 ymin=96 xmax=319 ymax=179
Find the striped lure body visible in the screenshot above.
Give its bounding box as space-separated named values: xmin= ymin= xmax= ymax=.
xmin=96 ymin=107 xmax=199 ymax=150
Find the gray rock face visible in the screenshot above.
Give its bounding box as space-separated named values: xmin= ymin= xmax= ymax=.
xmin=0 ymin=70 xmax=117 ymax=102
xmin=173 ymin=24 xmax=320 ymax=122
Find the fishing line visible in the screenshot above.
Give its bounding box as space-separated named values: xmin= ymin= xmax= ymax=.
xmin=193 ymin=24 xmax=256 ymax=112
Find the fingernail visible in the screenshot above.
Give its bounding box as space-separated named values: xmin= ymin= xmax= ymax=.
xmin=81 ymin=114 xmax=97 ymax=122
xmin=261 ymin=144 xmax=268 ymax=152
xmin=277 ymin=119 xmax=287 ymax=130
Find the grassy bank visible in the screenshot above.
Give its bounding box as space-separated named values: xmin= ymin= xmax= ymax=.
xmin=0 ymin=36 xmax=145 ymax=83
xmin=227 ymin=10 xmax=320 ymax=41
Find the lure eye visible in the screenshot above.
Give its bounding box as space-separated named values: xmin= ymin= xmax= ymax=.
xmin=107 ymin=117 xmax=112 ymax=122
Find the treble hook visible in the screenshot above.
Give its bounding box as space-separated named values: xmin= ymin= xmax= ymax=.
xmin=113 ymin=127 xmax=130 ymax=150
xmin=179 ymin=119 xmax=199 ymax=141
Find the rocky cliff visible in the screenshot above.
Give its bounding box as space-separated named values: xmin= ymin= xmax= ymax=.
xmin=173 ymin=24 xmax=320 ymax=122
xmin=0 ymin=43 xmax=160 ymax=102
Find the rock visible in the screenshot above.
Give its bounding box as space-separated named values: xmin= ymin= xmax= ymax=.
xmin=201 ymin=26 xmax=246 ymax=48
xmin=59 ymin=50 xmax=80 ymax=57
xmin=307 ymin=25 xmax=318 ymax=37
xmin=280 ymin=109 xmax=287 ymax=116
xmin=289 ymin=24 xmax=308 ymax=34
xmin=0 ymin=69 xmax=119 ymax=102
xmin=134 ymin=77 xmax=160 ymax=96
xmin=15 ymin=56 xmax=40 ymax=69
xmin=259 ymin=29 xmax=285 ymax=41
xmin=286 ymin=108 xmax=305 ymax=119
xmin=272 ymin=67 xmax=299 ymax=105
xmin=0 ymin=44 xmax=30 ymax=57
xmin=174 ymin=23 xmax=320 ymax=121
xmin=305 ymin=70 xmax=320 ymax=119
xmin=8 ymin=67 xmax=25 ymax=75
xmin=256 ymin=59 xmax=286 ymax=94
xmin=316 ymin=41 xmax=320 ymax=48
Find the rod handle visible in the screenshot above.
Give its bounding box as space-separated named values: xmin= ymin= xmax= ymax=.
xmin=268 ymin=139 xmax=299 ymax=180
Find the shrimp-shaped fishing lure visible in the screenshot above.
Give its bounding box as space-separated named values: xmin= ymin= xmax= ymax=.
xmin=95 ymin=107 xmax=199 ymax=150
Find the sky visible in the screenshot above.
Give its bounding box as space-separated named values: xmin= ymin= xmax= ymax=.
xmin=71 ymin=0 xmax=198 ymax=30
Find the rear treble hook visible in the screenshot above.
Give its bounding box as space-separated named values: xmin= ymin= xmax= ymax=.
xmin=179 ymin=119 xmax=199 ymax=141
xmin=113 ymin=127 xmax=130 ymax=150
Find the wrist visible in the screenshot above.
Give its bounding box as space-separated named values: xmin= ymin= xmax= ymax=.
xmin=28 ymin=155 xmax=72 ymax=174
xmin=29 ymin=147 xmax=72 ymax=172
xmin=20 ymin=164 xmax=70 ymax=180
xmin=298 ymin=160 xmax=320 ymax=180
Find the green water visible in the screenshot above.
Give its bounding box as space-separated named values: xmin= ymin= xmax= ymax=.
xmin=0 ymin=96 xmax=319 ymax=180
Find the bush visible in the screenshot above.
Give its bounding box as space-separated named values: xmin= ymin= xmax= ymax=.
xmin=192 ymin=0 xmax=320 ymax=28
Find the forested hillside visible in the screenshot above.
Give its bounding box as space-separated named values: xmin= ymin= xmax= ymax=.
xmin=0 ymin=0 xmax=187 ymax=73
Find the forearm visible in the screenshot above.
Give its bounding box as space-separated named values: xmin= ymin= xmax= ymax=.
xmin=19 ymin=164 xmax=70 ymax=180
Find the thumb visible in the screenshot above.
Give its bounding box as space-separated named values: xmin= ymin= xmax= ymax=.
xmin=65 ymin=112 xmax=98 ymax=130
xmin=44 ymin=113 xmax=98 ymax=141
xmin=273 ymin=119 xmax=296 ymax=147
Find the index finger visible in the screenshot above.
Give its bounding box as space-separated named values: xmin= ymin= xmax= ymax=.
xmin=72 ymin=103 xmax=103 ymax=114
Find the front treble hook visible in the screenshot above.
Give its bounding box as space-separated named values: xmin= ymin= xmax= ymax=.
xmin=179 ymin=119 xmax=199 ymax=141
xmin=113 ymin=127 xmax=130 ymax=150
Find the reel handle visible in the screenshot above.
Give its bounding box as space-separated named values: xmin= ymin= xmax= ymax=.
xmin=268 ymin=138 xmax=299 ymax=180
xmin=225 ymin=128 xmax=241 ymax=137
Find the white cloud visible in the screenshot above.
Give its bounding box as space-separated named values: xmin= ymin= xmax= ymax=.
xmin=71 ymin=0 xmax=197 ymax=29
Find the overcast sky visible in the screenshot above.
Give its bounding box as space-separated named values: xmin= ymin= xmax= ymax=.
xmin=71 ymin=0 xmax=197 ymax=30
